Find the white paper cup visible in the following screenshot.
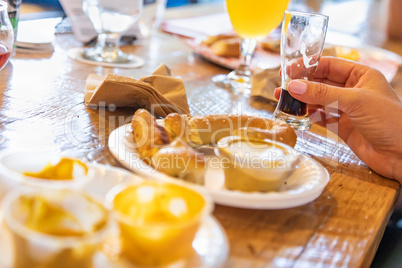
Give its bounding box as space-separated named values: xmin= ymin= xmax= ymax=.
xmin=106 ymin=179 xmax=213 ymax=266
xmin=2 ymin=188 xmax=110 ymax=268
xmin=0 ymin=151 xmax=94 ymax=198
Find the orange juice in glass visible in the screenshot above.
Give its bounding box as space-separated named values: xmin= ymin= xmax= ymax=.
xmin=213 ymin=0 xmax=290 ymax=95
xmin=108 ymin=180 xmax=212 ymax=266
xmin=226 ymin=0 xmax=289 ymax=39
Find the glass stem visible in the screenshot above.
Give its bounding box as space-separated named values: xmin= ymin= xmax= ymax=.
xmin=97 ymin=32 xmax=120 ymax=54
xmin=235 ymin=38 xmax=257 ymax=77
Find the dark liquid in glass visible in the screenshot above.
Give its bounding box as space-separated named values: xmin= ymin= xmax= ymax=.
xmin=0 ymin=43 xmax=10 ymax=70
xmin=277 ymin=88 xmax=307 ymax=116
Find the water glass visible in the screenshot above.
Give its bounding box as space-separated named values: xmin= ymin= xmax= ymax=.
xmin=272 ymin=10 xmax=329 ymax=130
xmin=81 ymin=0 xmax=143 ymax=64
xmin=138 ymin=0 xmax=166 ymax=38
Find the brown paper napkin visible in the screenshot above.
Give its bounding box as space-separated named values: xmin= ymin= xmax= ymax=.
xmin=84 ymin=64 xmax=190 ymax=117
xmin=250 ymin=68 xmax=281 ymax=102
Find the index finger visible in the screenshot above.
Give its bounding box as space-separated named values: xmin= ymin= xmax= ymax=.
xmin=313 ymin=57 xmax=371 ymax=86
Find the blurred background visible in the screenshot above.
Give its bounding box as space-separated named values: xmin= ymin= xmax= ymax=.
xmin=20 ymin=0 xmax=398 ymax=47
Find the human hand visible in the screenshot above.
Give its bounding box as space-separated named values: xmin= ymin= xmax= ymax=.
xmin=274 ymin=57 xmax=402 ymax=182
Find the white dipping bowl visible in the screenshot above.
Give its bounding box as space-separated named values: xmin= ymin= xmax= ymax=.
xmin=0 ymin=151 xmax=94 ymax=198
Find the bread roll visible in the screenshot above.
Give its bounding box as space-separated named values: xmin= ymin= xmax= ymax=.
xmin=164 ymin=113 xmax=296 ymax=147
xmin=131 ymin=109 xmax=170 ymax=163
xmin=152 ymin=141 xmax=205 ymax=184
xmin=210 ymin=38 xmax=241 ymax=57
xmin=164 ymin=112 xmax=189 ymax=142
xmin=131 ymin=109 xmax=205 ymax=183
xmin=260 ymin=39 xmax=280 ymax=53
xmin=201 ymin=33 xmax=237 ymax=46
xmin=233 ymin=125 xmax=297 ymax=147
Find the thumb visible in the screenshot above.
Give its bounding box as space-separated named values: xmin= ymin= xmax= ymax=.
xmin=287 ymin=80 xmax=357 ymax=112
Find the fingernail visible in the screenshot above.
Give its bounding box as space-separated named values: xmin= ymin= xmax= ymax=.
xmin=289 ymin=80 xmax=307 ymax=95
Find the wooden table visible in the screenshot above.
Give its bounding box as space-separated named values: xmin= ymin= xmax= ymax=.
xmin=1 ymin=3 xmax=401 ymax=268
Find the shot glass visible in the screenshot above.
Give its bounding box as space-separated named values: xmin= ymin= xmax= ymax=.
xmin=107 ymin=180 xmax=213 ymax=266
xmin=272 ymin=11 xmax=329 ymax=130
xmin=2 ymin=189 xmax=110 ymax=268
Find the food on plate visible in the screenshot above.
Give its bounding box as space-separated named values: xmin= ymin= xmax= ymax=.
xmin=335 ymin=46 xmax=360 ymax=61
xmin=131 ymin=108 xmax=171 ymax=163
xmin=152 ymin=142 xmax=205 ymax=184
xmin=322 ymin=46 xmax=337 ymax=57
xmin=201 ymin=33 xmax=241 ymax=57
xmin=162 ymin=112 xmax=189 ymax=141
xmin=203 ymin=34 xmax=282 ymax=56
xmin=233 ymin=125 xmax=297 ymax=147
xmin=260 ymin=43 xmax=361 ymax=62
xmin=210 ymin=38 xmax=241 ymax=57
xmin=323 ymin=45 xmax=360 ymax=61
xmin=111 ymin=181 xmax=211 ymax=266
xmin=131 ymin=109 xmax=205 ymax=183
xmin=216 ymin=136 xmax=299 ymax=192
xmin=260 ymin=38 xmax=280 ymax=53
xmin=201 ymin=33 xmax=238 ymax=46
xmin=131 ymin=109 xmax=297 ymax=185
xmin=2 ymin=190 xmax=109 ymax=268
xmin=22 ymin=157 xmax=88 ymax=180
xmin=164 ymin=113 xmax=297 ymax=147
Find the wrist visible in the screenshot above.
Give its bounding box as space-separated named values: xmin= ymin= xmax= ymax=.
xmin=389 ymin=102 xmax=402 ymax=183
xmin=393 ymin=157 xmax=402 ymax=184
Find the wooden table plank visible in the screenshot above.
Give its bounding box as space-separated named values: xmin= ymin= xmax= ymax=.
xmin=215 ymin=173 xmax=398 ymax=267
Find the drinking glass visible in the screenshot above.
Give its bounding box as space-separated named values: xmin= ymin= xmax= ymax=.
xmin=81 ymin=0 xmax=143 ymax=64
xmin=272 ymin=11 xmax=329 ymax=130
xmin=213 ymin=0 xmax=290 ymax=95
xmin=138 ymin=0 xmax=167 ymax=38
xmin=0 ymin=1 xmax=14 ymax=71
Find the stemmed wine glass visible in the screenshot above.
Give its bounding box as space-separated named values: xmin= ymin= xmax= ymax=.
xmin=0 ymin=1 xmax=14 ymax=71
xmin=81 ymin=0 xmax=143 ymax=64
xmin=213 ymin=0 xmax=290 ymax=95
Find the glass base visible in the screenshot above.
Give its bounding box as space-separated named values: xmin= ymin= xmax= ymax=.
xmin=272 ymin=109 xmax=311 ymax=131
xmin=212 ymin=72 xmax=251 ymax=96
xmin=212 ymin=74 xmax=233 ymax=90
xmin=81 ymin=47 xmax=135 ymax=64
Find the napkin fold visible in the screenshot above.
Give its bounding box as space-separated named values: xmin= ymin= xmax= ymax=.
xmin=250 ymin=68 xmax=281 ymax=102
xmin=84 ymin=65 xmax=190 ymax=117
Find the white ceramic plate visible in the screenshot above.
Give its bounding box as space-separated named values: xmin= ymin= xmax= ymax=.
xmin=185 ymin=38 xmax=281 ymax=71
xmin=108 ymin=124 xmax=330 ymax=210
xmin=186 ymin=39 xmax=402 ymax=82
xmin=0 ymin=156 xmax=229 ymax=268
